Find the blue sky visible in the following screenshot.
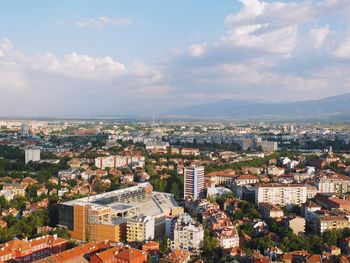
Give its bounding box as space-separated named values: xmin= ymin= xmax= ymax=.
xmin=0 ymin=1 xmax=235 ymax=61
xmin=0 ymin=0 xmax=350 ymax=117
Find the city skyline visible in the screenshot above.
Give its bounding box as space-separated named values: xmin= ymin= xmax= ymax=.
xmin=1 ymin=0 xmax=350 ymax=117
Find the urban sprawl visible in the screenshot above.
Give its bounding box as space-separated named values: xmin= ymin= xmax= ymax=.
xmin=0 ymin=120 xmax=349 ymax=263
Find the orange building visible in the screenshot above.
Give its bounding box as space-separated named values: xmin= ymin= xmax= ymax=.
xmin=36 ymin=241 xmax=110 ymax=263
xmin=0 ymin=235 xmax=67 ymax=263
xmin=91 ymin=247 xmax=147 ymax=263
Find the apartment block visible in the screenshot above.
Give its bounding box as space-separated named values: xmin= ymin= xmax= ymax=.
xmin=255 ymin=184 xmax=308 ymax=206
xmin=317 ymin=173 xmax=350 ymax=194
xmin=127 ymin=216 xmax=155 ymax=242
xmin=171 ymin=214 xmax=204 ymax=254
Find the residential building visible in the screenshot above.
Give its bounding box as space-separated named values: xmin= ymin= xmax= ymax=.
xmin=36 ymin=241 xmax=110 ymax=263
xmin=235 ymin=174 xmax=259 ymax=186
xmin=284 ymin=216 xmax=305 ymax=235
xmin=258 ymin=202 xmax=284 ymax=219
xmin=184 ymin=165 xmax=204 ymax=200
xmin=205 ymin=170 xmax=236 ymax=187
xmin=0 ymin=235 xmax=67 ymax=262
xmin=315 ymin=215 xmax=350 ymax=234
xmin=161 ymin=249 xmax=191 ymax=263
xmin=2 ymin=183 xmax=26 ymax=197
xmin=258 ymin=140 xmax=278 ymax=153
xmin=171 ymin=214 xmax=204 ymax=253
xmin=216 ymin=227 xmax=239 ymax=249
xmin=181 ymin=148 xmax=200 ymax=156
xmin=25 ymin=147 xmax=40 ymax=164
xmin=317 ymin=173 xmax=350 ymax=194
xmin=127 ymin=216 xmax=155 ymax=242
xmin=95 ymin=155 xmax=145 ymax=169
xmin=255 ymin=184 xmax=308 ymax=206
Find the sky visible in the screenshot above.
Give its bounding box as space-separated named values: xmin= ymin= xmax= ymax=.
xmin=0 ymin=0 xmax=350 ymax=117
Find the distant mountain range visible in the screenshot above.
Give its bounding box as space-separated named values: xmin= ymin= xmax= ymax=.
xmin=163 ymin=93 xmax=350 ymax=121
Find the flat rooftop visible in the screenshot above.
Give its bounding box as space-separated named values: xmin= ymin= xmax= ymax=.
xmin=62 ymin=184 xmax=180 ymax=219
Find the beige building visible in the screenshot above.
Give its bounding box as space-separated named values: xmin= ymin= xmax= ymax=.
xmin=127 ymin=216 xmax=155 ymax=242
xmin=255 ymin=184 xmax=308 ymax=205
xmin=317 ymin=173 xmax=350 ymax=194
xmin=316 ymin=215 xmax=350 ymax=234
xmin=285 ymin=216 xmax=305 ymax=235
xmin=2 ymin=183 xmax=26 ymax=197
xmin=258 ymin=202 xmax=284 ymax=219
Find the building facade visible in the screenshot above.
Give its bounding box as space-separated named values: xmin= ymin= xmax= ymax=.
xmin=184 ymin=165 xmax=204 ymax=200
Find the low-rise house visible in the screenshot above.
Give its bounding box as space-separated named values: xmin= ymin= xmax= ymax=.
xmin=235 ymin=174 xmax=259 ymax=186
xmin=181 ymin=148 xmax=200 ymax=156
xmin=142 ymin=241 xmax=160 ymax=262
xmin=258 ymin=202 xmax=284 ymax=219
xmin=216 ymin=227 xmax=239 ymax=249
xmin=323 ymin=244 xmax=341 ymax=256
xmin=161 ymin=249 xmax=190 ymax=263
xmin=2 ymin=183 xmax=26 ymax=197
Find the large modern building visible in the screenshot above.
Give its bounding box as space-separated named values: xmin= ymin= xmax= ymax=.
xmin=184 ymin=165 xmax=204 ymax=200
xmin=58 ymin=183 xmax=183 ymax=243
xmin=25 ymin=147 xmax=41 ymax=164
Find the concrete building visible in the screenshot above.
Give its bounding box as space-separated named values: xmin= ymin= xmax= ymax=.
xmin=25 ymin=147 xmax=40 ymax=164
xmin=315 ymin=216 xmax=350 ymax=234
xmin=95 ymin=155 xmax=145 ymax=170
xmin=58 ymin=183 xmax=183 ymax=243
xmin=258 ymin=140 xmax=278 ymax=153
xmin=171 ymin=213 xmax=204 ymax=253
xmin=215 ymin=227 xmax=239 ymax=249
xmin=184 ymin=165 xmax=204 ymax=200
xmin=317 ymin=173 xmax=350 ymax=194
xmin=127 ymin=216 xmax=155 ymax=242
xmin=205 ymin=170 xmax=236 ymax=187
xmin=258 ymin=202 xmax=284 ymax=219
xmin=255 ymin=184 xmax=308 ymax=206
xmin=285 ymin=216 xmax=305 ymax=235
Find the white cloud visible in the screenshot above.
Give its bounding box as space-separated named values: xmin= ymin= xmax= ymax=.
xmin=223 ymin=24 xmax=298 ymax=54
xmin=188 ymin=43 xmax=208 ymax=57
xmin=309 ymin=26 xmax=330 ymax=49
xmin=333 ymin=37 xmax=350 ymax=59
xmin=32 ymin=52 xmax=126 ymax=80
xmin=1 ymin=38 xmax=12 ymax=51
xmin=76 ymin=17 xmax=131 ymax=29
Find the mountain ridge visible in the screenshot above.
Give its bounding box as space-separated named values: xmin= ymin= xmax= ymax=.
xmin=163 ymin=93 xmax=350 ymax=120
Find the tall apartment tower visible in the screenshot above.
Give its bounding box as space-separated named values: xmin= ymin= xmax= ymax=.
xmin=184 ymin=165 xmax=205 ymax=200
xmin=25 ymin=148 xmax=41 ymax=164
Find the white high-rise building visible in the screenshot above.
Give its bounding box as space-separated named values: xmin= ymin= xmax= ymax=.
xmin=184 ymin=165 xmax=204 ymax=200
xmin=25 ymin=148 xmax=40 ymax=164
